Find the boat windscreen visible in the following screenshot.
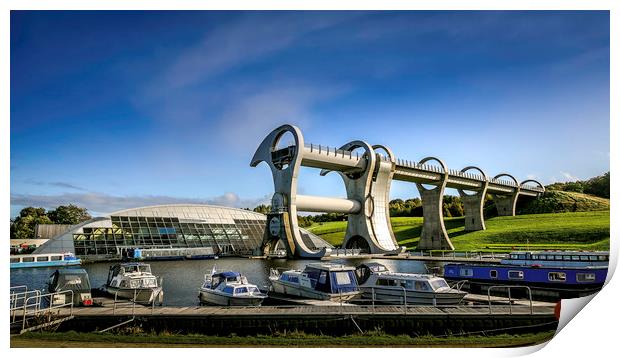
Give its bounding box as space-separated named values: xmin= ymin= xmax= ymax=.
xmin=429 ymin=279 xmax=449 ymax=291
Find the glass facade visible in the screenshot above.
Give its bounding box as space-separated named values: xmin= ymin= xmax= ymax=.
xmin=34 ymin=204 xmax=331 ymax=261
xmin=72 ymin=215 xmax=266 ymax=259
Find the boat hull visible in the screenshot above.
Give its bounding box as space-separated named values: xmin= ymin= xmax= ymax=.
xmin=104 ymin=286 xmax=163 ymax=305
xmin=359 ymin=287 xmax=466 ymax=306
xmin=198 ymin=290 xmax=264 ymax=306
xmin=270 ymin=280 xmax=360 ymax=301
xmin=11 ymin=259 xmax=81 ymax=269
xmin=443 ymin=263 xmax=608 ymax=300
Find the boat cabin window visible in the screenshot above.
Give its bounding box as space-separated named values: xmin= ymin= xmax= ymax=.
xmin=22 ymin=257 xmax=35 ymax=262
xmin=599 ymin=255 xmax=608 ymax=261
xmin=281 ymin=274 xmax=299 ymax=283
xmin=415 ymin=281 xmax=431 ymax=291
xmin=142 ymin=278 xmax=157 ymax=287
xmin=10 ymin=257 xmax=20 ymax=263
xmin=510 ymin=254 xmax=518 ymax=259
xmin=548 ymin=272 xmax=566 ymax=282
xmin=248 ymin=287 xmax=260 ymax=294
xmin=429 ymin=280 xmax=448 ymax=291
xmin=318 ymin=271 xmax=328 ymax=284
xmin=51 ymin=255 xmax=62 ymax=261
xmin=490 ymin=270 xmax=498 ymax=279
xmin=36 ymin=256 xmax=49 ymax=262
xmin=571 ymin=256 xmax=580 ymax=261
xmin=334 ymin=271 xmax=352 ymax=285
xmin=518 ymin=254 xmax=526 ymax=260
xmin=222 ymin=286 xmax=234 ymax=294
xmin=376 ymin=278 xmax=397 ymax=286
xmin=577 ymin=273 xmax=596 ymax=282
xmin=459 ymin=268 xmax=474 ymax=277
xmin=508 ymin=271 xmax=524 ymax=280
xmin=235 ymin=287 xmax=248 ymax=294
xmin=538 ymin=255 xmax=546 ymax=260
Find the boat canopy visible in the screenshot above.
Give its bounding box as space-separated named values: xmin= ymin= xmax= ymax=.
xmin=355 ymin=262 xmax=390 ymax=285
xmin=216 ymin=271 xmax=241 ymax=279
xmin=304 ymin=266 xmax=359 ymax=293
xmin=49 ymin=268 xmax=91 ymax=292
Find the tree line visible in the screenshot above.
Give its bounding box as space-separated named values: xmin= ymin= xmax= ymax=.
xmin=545 ymin=172 xmax=609 ymax=198
xmin=10 ymin=205 xmax=92 ymax=242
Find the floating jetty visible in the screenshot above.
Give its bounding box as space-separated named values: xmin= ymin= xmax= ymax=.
xmin=17 ymin=302 xmax=558 ymax=336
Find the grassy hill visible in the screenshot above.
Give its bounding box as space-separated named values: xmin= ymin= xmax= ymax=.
xmin=518 ymin=190 xmax=610 ymax=214
xmin=307 ymin=210 xmax=610 ymax=252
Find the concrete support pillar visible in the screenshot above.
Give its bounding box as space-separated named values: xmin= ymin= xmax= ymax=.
xmin=458 ymin=166 xmax=489 ymax=231
xmin=493 ymin=194 xmax=519 ymax=216
xmin=415 ymin=157 xmax=454 ymax=251
xmin=250 ymin=125 xmax=330 ymax=258
xmin=322 ymin=143 xmax=402 ymax=254
xmin=492 ymin=173 xmax=521 ymax=217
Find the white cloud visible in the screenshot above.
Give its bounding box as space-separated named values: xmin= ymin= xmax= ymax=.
xmin=560 ymin=171 xmax=580 ymax=182
xmin=144 ymin=13 xmax=357 ymax=96
xmin=215 ymin=83 xmax=348 ymax=152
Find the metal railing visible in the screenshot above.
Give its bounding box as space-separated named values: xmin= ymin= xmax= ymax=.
xmin=20 ymin=290 xmax=74 ymax=332
xmin=407 ymin=250 xmax=508 ymax=260
xmin=487 ymin=285 xmax=533 ymax=315
xmin=10 ymin=287 xmax=42 ymax=324
xmin=112 ymin=288 xmax=159 ymax=316
xmin=330 ymin=248 xmax=363 ymax=256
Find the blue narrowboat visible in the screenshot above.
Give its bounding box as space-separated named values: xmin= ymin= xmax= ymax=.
xmin=443 ymin=251 xmax=608 ymax=300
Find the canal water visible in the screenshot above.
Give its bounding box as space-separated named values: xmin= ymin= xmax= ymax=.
xmin=10 ymin=257 xmax=438 ymax=306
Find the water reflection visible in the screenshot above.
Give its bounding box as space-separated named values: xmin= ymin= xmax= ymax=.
xmin=10 ymin=258 xmax=439 ymax=306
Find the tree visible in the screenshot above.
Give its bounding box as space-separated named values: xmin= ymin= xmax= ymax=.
xmin=47 ymin=204 xmax=91 ymax=225
xmin=11 ymin=207 xmax=52 ymax=242
xmin=253 ymin=204 xmax=271 ymax=215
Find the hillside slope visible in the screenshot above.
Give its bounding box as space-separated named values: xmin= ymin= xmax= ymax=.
xmin=307 ymin=211 xmax=610 ymax=252
xmin=518 ymin=190 xmax=610 ymax=214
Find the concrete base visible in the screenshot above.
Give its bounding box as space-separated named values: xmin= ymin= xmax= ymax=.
xmin=416 ymin=188 xmax=454 ymax=251
xmin=462 ymin=193 xmax=486 ymax=231
xmin=493 ymin=194 xmax=518 ymax=216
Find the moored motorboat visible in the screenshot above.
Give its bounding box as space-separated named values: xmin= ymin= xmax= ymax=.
xmin=355 ymin=262 xmax=467 ymax=305
xmin=442 ymin=250 xmax=609 ymax=300
xmin=269 ymin=263 xmax=361 ymax=301
xmin=198 ymin=268 xmax=266 ymax=306
xmin=103 ymin=262 xmax=163 ymax=305
xmin=48 ymin=268 xmax=93 ymax=306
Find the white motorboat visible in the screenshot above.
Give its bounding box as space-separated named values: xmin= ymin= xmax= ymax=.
xmin=269 ymin=263 xmax=361 ymax=301
xmin=104 ymin=262 xmax=163 ymax=305
xmin=355 ymin=262 xmax=466 ymax=306
xmin=198 ymin=268 xmax=266 ymax=306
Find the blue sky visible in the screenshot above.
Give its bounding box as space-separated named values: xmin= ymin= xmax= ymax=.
xmin=10 ymin=11 xmax=610 ymax=217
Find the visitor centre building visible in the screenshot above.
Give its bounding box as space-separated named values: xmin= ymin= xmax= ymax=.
xmin=33 ymin=204 xmax=331 ymax=261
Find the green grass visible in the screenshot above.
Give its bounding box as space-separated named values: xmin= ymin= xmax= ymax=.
xmin=12 ymin=330 xmax=556 ymax=348
xmin=307 ymin=211 xmax=610 ymax=252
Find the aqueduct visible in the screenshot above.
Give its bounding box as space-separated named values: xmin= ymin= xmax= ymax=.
xmin=251 ymin=124 xmax=545 ymax=258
